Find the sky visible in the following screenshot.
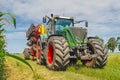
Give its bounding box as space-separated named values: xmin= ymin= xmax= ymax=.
xmin=0 ymin=0 xmax=120 ymax=53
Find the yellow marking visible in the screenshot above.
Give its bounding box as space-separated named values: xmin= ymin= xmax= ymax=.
xmin=38 ymin=24 xmax=45 ymax=34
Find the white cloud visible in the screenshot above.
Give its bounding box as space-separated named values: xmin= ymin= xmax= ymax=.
xmin=0 ymin=0 xmax=120 ymax=25
xmin=5 ymin=32 xmax=26 ymax=40
xmin=1 ymin=0 xmax=119 ymax=21
xmin=88 ymin=23 xmax=120 ymax=36
xmin=5 ymin=32 xmax=27 ymax=53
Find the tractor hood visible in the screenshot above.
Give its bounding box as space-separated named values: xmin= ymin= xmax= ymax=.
xmin=69 ymin=27 xmax=87 ymax=41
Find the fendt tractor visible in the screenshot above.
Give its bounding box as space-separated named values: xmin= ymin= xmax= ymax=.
xmin=23 ymin=14 xmax=108 ymax=71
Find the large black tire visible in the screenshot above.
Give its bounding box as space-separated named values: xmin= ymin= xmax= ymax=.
xmin=82 ymin=37 xmax=108 ymax=68
xmin=39 ymin=49 xmax=46 ymax=65
xmin=36 ymin=37 xmax=46 ymax=65
xmin=23 ymin=48 xmax=30 ymax=60
xmin=45 ymin=36 xmax=70 ymax=71
xmin=102 ymin=44 xmax=108 ymax=66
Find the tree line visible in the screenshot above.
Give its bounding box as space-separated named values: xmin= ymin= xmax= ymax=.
xmin=107 ymin=37 xmax=120 ymax=52
xmin=96 ymin=36 xmax=119 ymax=52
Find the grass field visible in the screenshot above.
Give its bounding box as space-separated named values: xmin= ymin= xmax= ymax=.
xmin=4 ymin=53 xmax=120 ymax=80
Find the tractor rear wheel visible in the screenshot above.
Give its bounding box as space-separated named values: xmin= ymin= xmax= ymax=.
xmin=36 ymin=37 xmax=46 ymax=65
xmin=82 ymin=37 xmax=108 ymax=68
xmin=46 ymin=36 xmax=70 ymax=71
xmin=23 ymin=48 xmax=30 ymax=60
xmin=39 ymin=49 xmax=46 ymax=65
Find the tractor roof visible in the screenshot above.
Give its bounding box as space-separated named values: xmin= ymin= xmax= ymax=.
xmin=54 ymin=15 xmax=74 ymax=20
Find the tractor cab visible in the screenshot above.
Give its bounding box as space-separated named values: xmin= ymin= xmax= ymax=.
xmin=43 ymin=15 xmax=74 ymax=35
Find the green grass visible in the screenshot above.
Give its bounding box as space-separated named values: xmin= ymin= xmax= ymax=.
xmin=0 ymin=56 xmax=4 ymax=80
xmin=67 ymin=53 xmax=120 ymax=80
xmin=5 ymin=53 xmax=120 ymax=80
xmin=0 ymin=52 xmax=6 ymax=80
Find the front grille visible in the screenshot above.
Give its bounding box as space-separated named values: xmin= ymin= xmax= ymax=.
xmin=69 ymin=27 xmax=87 ymax=41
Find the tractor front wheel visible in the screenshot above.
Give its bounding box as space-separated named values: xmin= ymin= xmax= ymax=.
xmin=46 ymin=36 xmax=70 ymax=71
xmin=82 ymin=37 xmax=108 ymax=68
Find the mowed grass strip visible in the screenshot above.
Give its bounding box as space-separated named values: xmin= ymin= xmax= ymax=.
xmin=5 ymin=53 xmax=120 ymax=80
xmin=5 ymin=54 xmax=101 ymax=80
xmin=68 ymin=53 xmax=120 ymax=80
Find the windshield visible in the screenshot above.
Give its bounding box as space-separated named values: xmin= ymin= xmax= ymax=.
xmin=55 ymin=18 xmax=73 ymax=27
xmin=54 ymin=18 xmax=73 ymax=33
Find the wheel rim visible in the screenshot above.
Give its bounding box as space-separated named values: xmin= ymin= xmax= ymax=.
xmin=36 ymin=41 xmax=41 ymax=63
xmin=48 ymin=43 xmax=54 ymax=64
xmin=37 ymin=45 xmax=41 ymax=59
xmin=85 ymin=42 xmax=95 ymax=66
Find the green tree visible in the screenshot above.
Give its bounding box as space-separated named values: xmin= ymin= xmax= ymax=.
xmin=117 ymin=37 xmax=120 ymax=51
xmin=107 ymin=37 xmax=117 ymax=52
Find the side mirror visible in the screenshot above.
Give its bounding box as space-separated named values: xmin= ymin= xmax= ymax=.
xmin=85 ymin=21 xmax=88 ymax=27
xmin=43 ymin=17 xmax=46 ymax=23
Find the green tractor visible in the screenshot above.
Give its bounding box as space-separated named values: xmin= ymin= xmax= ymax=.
xmin=26 ymin=14 xmax=108 ymax=71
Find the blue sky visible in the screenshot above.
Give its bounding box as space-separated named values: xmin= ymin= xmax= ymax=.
xmin=0 ymin=0 xmax=120 ymax=53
